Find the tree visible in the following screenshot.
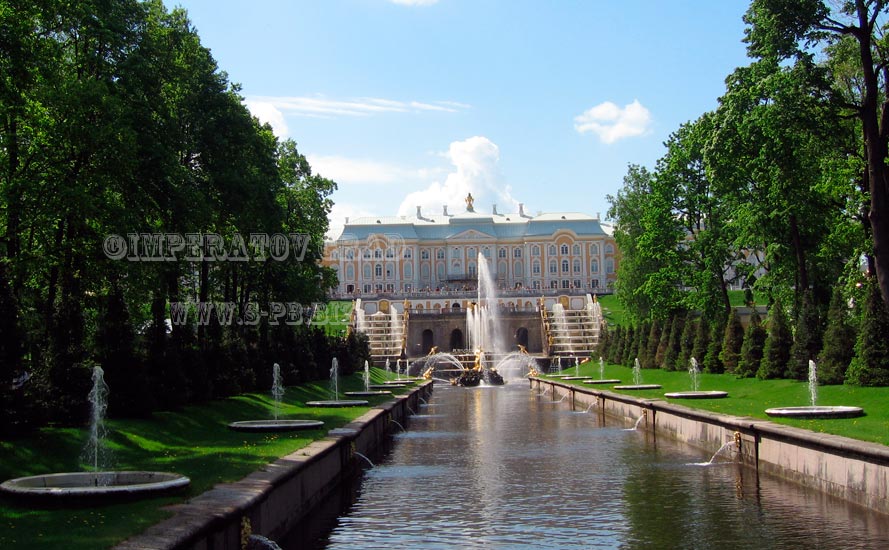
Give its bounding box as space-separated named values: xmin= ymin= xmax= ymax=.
xmin=691 ymin=315 xmax=711 ymax=366
xmin=846 ymin=279 xmax=889 ymax=386
xmin=758 ymin=300 xmax=792 ymax=379
xmin=817 ymin=286 xmax=857 ymax=384
xmin=720 ymin=309 xmax=744 ymax=374
xmin=663 ymin=312 xmax=686 ymax=371
xmin=678 ymin=315 xmax=698 ymax=370
xmin=738 ymin=310 xmax=766 ymax=378
xmin=703 ymin=312 xmax=726 ymax=374
xmin=788 ymin=291 xmax=824 ymax=380
xmin=642 ymin=318 xmax=662 ymax=369
xmin=743 ymin=0 xmax=889 ymax=308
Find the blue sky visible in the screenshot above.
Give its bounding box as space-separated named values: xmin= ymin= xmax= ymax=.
xmin=162 ymin=0 xmax=752 ymax=237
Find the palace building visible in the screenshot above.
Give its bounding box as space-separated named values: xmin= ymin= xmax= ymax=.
xmin=322 ymin=195 xmax=617 ymax=362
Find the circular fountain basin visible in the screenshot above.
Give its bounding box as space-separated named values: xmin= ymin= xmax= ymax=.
xmin=228 ymin=419 xmax=324 ymax=432
xmin=0 ymin=471 xmax=190 ymax=501
xmin=764 ymin=406 xmax=864 ymax=419
xmin=344 ymin=390 xmax=392 ymax=397
xmin=382 ymin=380 xmax=415 ymax=385
xmin=613 ymin=384 xmax=662 ymax=390
xmin=369 ymin=384 xmax=408 ymax=389
xmin=306 ymin=400 xmax=369 ymax=407
xmin=664 ymin=391 xmax=728 ymax=399
xmin=559 ymin=376 xmax=589 ymax=380
xmin=583 ymin=379 xmax=622 ymax=385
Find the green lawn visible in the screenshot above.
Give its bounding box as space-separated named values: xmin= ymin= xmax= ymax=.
xmin=596 ymin=294 xmax=627 ymax=326
xmin=0 ymin=368 xmax=412 ymax=550
xmin=548 ymin=361 xmax=889 ymax=446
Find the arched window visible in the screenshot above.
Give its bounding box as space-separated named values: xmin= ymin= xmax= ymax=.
xmin=331 ymin=250 xmax=339 ymax=260
xmin=606 ymin=259 xmax=615 ymax=274
xmin=437 ymin=263 xmax=445 ymax=279
xmin=513 ymin=248 xmax=522 ymax=258
xmin=363 ymin=248 xmax=371 ymax=259
xmin=549 ymin=260 xmax=557 ymax=274
xmin=548 ymin=244 xmax=556 ymax=256
xmin=375 ymin=264 xmax=383 ymax=277
xmin=421 ymin=249 xmax=430 ymax=260
xmin=590 ymin=243 xmax=599 ymax=255
xmin=499 ymin=248 xmax=507 ymax=258
xmin=363 ymin=264 xmax=372 ymax=279
xmin=562 ymin=259 xmax=569 ymax=272
xmin=451 ymin=248 xmax=460 ymax=258
xmin=404 ymin=262 xmax=412 ymax=278
xmin=572 ymin=244 xmax=580 ymax=256
xmin=514 ymin=261 xmax=523 ymax=277
xmin=385 ymin=247 xmax=394 ymax=258
xmin=591 ymin=260 xmax=599 ymax=273
xmin=345 ymin=265 xmax=355 ymax=280
xmin=573 ymin=259 xmax=581 ymax=273
xmin=421 ymin=263 xmax=430 ymax=279
xmin=468 ymin=261 xmax=477 ymax=276
xmin=346 ymin=248 xmax=354 ymax=259
xmin=483 ymin=247 xmax=491 ymax=258
xmin=437 ymin=249 xmax=445 ymax=259
xmin=605 ymin=243 xmax=614 ymax=255
xmin=403 ymin=248 xmax=412 ymax=259
xmin=532 ymin=261 xmax=541 ymax=274
xmin=532 ymin=245 xmax=540 ymax=256
xmin=498 ymin=261 xmax=508 ymax=278
xmin=374 ymin=248 xmax=382 ymax=259
xmin=560 ymin=244 xmax=569 ymax=255
xmin=467 ymin=247 xmax=476 ymax=259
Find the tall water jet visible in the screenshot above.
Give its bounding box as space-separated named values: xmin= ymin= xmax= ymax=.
xmin=385 ymin=357 xmax=391 ymax=374
xmin=330 ymin=358 xmax=340 ymax=401
xmin=355 ymin=299 xmax=367 ymax=333
xmin=614 ymin=358 xmax=661 ymax=390
xmin=633 ymin=358 xmax=642 ymax=386
xmin=396 ymin=358 xmax=402 ymax=381
xmin=808 ymin=359 xmax=818 ymax=407
xmin=470 ymin=252 xmax=508 ymax=354
xmin=689 ymin=357 xmax=700 ymax=392
xmin=599 ymin=356 xmax=605 ymax=380
xmin=271 ymin=363 xmax=284 ymax=420
xmin=82 ymin=365 xmax=110 ymax=473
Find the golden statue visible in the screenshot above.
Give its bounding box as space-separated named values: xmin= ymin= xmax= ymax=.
xmin=517 ymin=344 xmax=528 ymax=355
xmin=423 ymin=366 xmax=434 ymax=380
xmin=473 ymin=349 xmax=483 ymax=371
xmin=527 ymin=366 xmax=540 ymax=377
xmin=427 ymin=346 xmax=438 ymax=356
xmin=465 ymin=192 xmax=475 ymax=212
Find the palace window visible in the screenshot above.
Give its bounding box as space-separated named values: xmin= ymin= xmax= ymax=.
xmin=403 ymin=248 xmax=412 ymax=259
xmin=606 ymin=259 xmax=614 ymax=274
xmin=375 ymin=264 xmax=383 ymax=277
xmin=591 ymin=260 xmax=599 ymax=273
xmin=549 ymin=260 xmax=557 ymax=274
xmin=363 ymin=249 xmax=371 ymax=259
xmin=590 ymin=243 xmax=599 ymax=255
xmin=562 ymin=279 xmax=570 ymax=289
xmin=437 ymin=249 xmax=445 ymax=259
xmin=573 ymin=259 xmax=581 ymax=273
xmin=513 ymin=248 xmax=522 ymax=258
xmin=574 ymin=279 xmax=582 ymax=289
xmin=421 ymin=264 xmax=430 ymax=279
xmin=548 ymin=245 xmax=557 ymax=256
xmin=346 ymin=249 xmax=354 ymax=259
xmin=560 ymin=244 xmax=569 ymax=255
xmin=363 ymin=284 xmax=371 ymax=293
xmin=363 ymin=264 xmax=372 ymax=279
xmin=385 ymin=248 xmax=394 ymax=258
xmin=562 ymin=260 xmax=569 ymax=272
xmin=591 ymin=279 xmax=599 ymax=288
xmin=468 ymin=247 xmax=476 ymax=259
xmin=550 ymin=280 xmax=558 ymax=289
xmin=331 ymin=250 xmax=339 ymax=260
xmin=483 ymin=247 xmax=491 ymax=258
xmin=468 ymin=262 xmax=477 ymax=276
xmin=451 ymin=248 xmax=460 ymax=259
xmin=499 ymin=248 xmax=507 ymax=258
xmin=374 ymin=249 xmax=382 ymax=259
xmin=421 ymin=249 xmax=430 ymax=260
xmin=345 ymin=265 xmax=354 ymax=280
xmin=605 ymin=244 xmax=614 ymax=255
xmin=532 ymin=261 xmax=541 ymax=275
xmin=531 ymin=245 xmax=540 ymax=257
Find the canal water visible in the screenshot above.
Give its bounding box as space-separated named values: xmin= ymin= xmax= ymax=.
xmin=285 ymin=383 xmax=889 ymax=549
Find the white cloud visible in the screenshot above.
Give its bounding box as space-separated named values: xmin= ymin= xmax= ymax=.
xmin=245 ymin=95 xmax=468 ymax=119
xmin=397 ymin=136 xmax=519 ymax=218
xmin=244 ymin=100 xmax=289 ymax=137
xmin=574 ymin=99 xmax=653 ymax=144
xmin=389 ymin=0 xmax=439 ymax=5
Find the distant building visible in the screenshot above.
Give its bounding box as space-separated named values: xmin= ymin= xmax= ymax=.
xmin=322 ymin=196 xmax=619 ymax=314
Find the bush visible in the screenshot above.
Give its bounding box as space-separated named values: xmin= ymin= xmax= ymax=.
xmin=846 ymin=280 xmax=889 ymax=386
xmin=703 ymin=312 xmax=726 ymax=374
xmin=817 ymin=287 xmax=856 ymax=385
xmin=788 ymin=291 xmax=823 ymax=380
xmin=719 ymin=309 xmax=744 ymax=374
xmin=642 ymin=318 xmax=662 ymax=369
xmin=738 ymin=310 xmax=766 ymax=378
xmin=663 ymin=312 xmax=686 ymax=371
xmin=758 ymin=300 xmax=791 ymax=380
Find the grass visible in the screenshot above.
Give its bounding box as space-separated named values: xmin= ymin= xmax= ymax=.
xmin=548 ymin=361 xmax=889 ymax=446
xmin=597 ymin=290 xmax=767 ymax=328
xmin=0 ymin=368 xmax=412 ymax=550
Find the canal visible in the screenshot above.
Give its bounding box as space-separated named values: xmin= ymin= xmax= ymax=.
xmin=285 ymin=383 xmax=889 ymax=549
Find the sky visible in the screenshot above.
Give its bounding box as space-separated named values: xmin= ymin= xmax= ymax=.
xmin=161 ymin=0 xmax=753 ymax=238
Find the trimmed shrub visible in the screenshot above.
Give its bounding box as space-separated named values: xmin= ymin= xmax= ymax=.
xmin=846 ymin=280 xmax=889 ymax=386
xmin=758 ymin=300 xmax=791 ymax=380
xmin=719 ymin=309 xmax=744 ymax=374
xmin=738 ymin=310 xmax=766 ymax=378
xmin=817 ymin=287 xmax=856 ymax=385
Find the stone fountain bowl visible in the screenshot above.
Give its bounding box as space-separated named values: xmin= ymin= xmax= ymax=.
xmin=344 ymin=390 xmax=392 ymax=397
xmin=0 ymin=471 xmax=190 ymax=502
xmin=664 ymin=391 xmax=728 ymax=399
xmin=369 ymin=384 xmax=408 ymax=389
xmin=228 ymin=419 xmax=324 ymax=432
xmin=612 ymin=384 xmax=662 ymax=390
xmin=305 ymin=400 xmax=369 ymax=408
xmin=764 ymin=406 xmax=864 ymax=419
xmin=582 ymin=379 xmax=622 ymax=385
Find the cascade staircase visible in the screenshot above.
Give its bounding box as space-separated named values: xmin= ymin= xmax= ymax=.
xmin=542 ymin=294 xmax=603 ymax=359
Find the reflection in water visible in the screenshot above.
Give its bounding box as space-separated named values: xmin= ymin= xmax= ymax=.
xmin=285 ymin=384 xmax=889 ymax=549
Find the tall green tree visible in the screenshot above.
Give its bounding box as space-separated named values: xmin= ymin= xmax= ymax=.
xmin=738 ymin=310 xmax=767 ymax=378
xmin=758 ymin=300 xmax=792 ymax=379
